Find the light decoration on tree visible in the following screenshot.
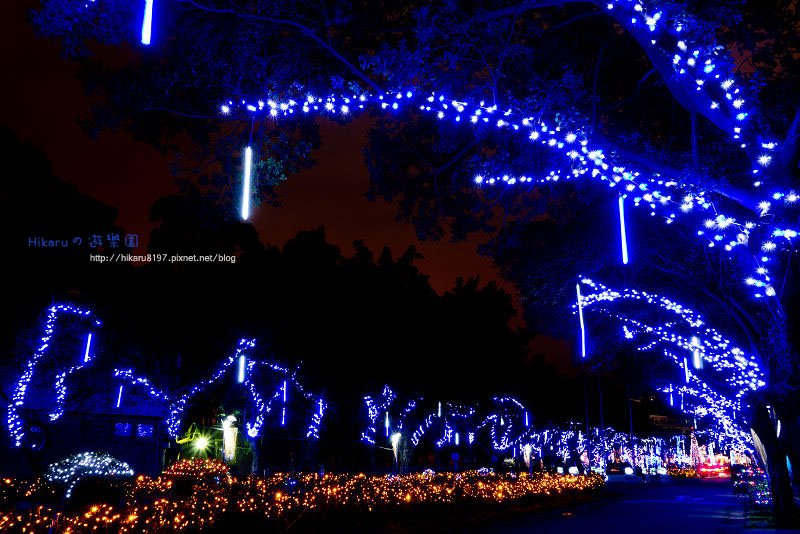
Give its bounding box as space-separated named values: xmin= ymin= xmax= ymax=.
xmin=218 ymin=88 xmax=797 ymax=299
xmin=45 ymin=452 xmax=134 ymax=498
xmin=480 ymin=397 xmax=533 ymax=451
xmin=74 ymin=0 xmax=798 ymax=300
xmin=7 ymin=304 xmax=100 ymax=447
xmin=306 ymin=398 xmax=327 ymax=439
xmin=113 ymin=368 xmax=171 ymax=403
xmin=575 ymin=278 xmax=764 ymax=450
xmin=166 ymin=339 xmax=256 ymax=437
xmin=404 ymin=402 xmax=477 ymax=448
xmin=49 ymin=332 xmax=97 ymax=421
xmin=165 ymin=340 xmax=326 ymax=440
xmin=140 ymin=0 xmax=153 ymax=45
xmin=360 ymin=385 xmax=396 ymax=445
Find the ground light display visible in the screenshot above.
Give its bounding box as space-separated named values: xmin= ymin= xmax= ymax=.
xmin=4 ymin=0 xmax=799 ymax=530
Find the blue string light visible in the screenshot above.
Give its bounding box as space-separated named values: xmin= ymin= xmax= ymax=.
xmin=7 ymin=304 xmax=100 ymax=447
xmin=575 ymin=278 xmax=764 ymax=449
xmin=216 ymin=89 xmax=795 ymax=299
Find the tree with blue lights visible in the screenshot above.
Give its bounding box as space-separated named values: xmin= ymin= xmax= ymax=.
xmin=30 ymin=0 xmax=799 ymax=524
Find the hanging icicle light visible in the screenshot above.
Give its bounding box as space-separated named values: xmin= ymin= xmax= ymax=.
xmin=241 ymin=146 xmax=253 ymax=220
xmin=141 ymin=0 xmax=153 ymax=45
xmin=618 ymin=195 xmax=629 ymax=264
xmin=576 ymin=283 xmax=587 ymax=358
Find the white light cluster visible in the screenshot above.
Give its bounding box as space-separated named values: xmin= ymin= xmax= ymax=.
xmin=45 ymin=452 xmax=134 ymax=498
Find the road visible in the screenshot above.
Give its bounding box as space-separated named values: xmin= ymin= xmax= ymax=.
xmin=480 ymin=476 xmax=778 ymax=534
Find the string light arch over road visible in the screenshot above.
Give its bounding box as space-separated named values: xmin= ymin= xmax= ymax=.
xmin=574 ymin=277 xmax=764 ymax=448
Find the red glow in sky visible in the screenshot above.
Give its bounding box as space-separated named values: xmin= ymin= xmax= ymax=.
xmin=1 ymin=2 xmax=521 ymax=309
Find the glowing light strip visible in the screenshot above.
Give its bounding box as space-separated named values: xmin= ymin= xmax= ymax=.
xmin=618 ymin=195 xmax=629 ymax=264
xmin=576 ymin=283 xmax=587 ymax=358
xmin=241 ymin=146 xmax=252 ymax=220
xmin=141 ymin=0 xmax=153 ymax=45
xmin=237 ymin=355 xmax=246 ymax=383
xmin=83 ymin=333 xmax=93 ymax=363
xmin=116 ymin=385 xmax=123 ymax=408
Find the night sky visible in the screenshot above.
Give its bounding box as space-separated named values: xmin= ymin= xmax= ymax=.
xmin=1 ymin=1 xmax=521 ymax=306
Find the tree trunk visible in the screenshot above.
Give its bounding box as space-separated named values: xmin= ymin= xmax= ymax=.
xmin=752 ymin=403 xmax=799 ymax=528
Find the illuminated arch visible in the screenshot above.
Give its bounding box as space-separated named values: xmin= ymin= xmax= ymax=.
xmin=575 ymin=278 xmax=763 ymax=449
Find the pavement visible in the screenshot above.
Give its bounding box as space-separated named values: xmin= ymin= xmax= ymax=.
xmin=477 ymin=476 xmax=785 ymax=534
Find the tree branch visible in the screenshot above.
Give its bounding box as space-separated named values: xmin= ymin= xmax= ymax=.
xmin=176 ymin=0 xmax=383 ymax=93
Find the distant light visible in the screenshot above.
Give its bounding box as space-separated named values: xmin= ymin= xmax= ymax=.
xmin=624 ymin=467 xmax=634 ymax=475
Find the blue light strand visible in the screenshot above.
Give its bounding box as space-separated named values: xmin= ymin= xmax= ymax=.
xmin=360 ymin=386 xmax=396 ymax=445
xmin=576 ymin=278 xmax=765 ymax=398
xmin=50 ymin=333 xmax=98 ymax=421
xmin=575 ymin=278 xmax=764 ymax=448
xmin=78 ymin=0 xmax=795 ymax=291
xmin=113 ymin=368 xmax=170 ymax=402
xmin=7 ymin=305 xmax=100 ymax=447
xmin=219 ymin=90 xmax=796 ymax=298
